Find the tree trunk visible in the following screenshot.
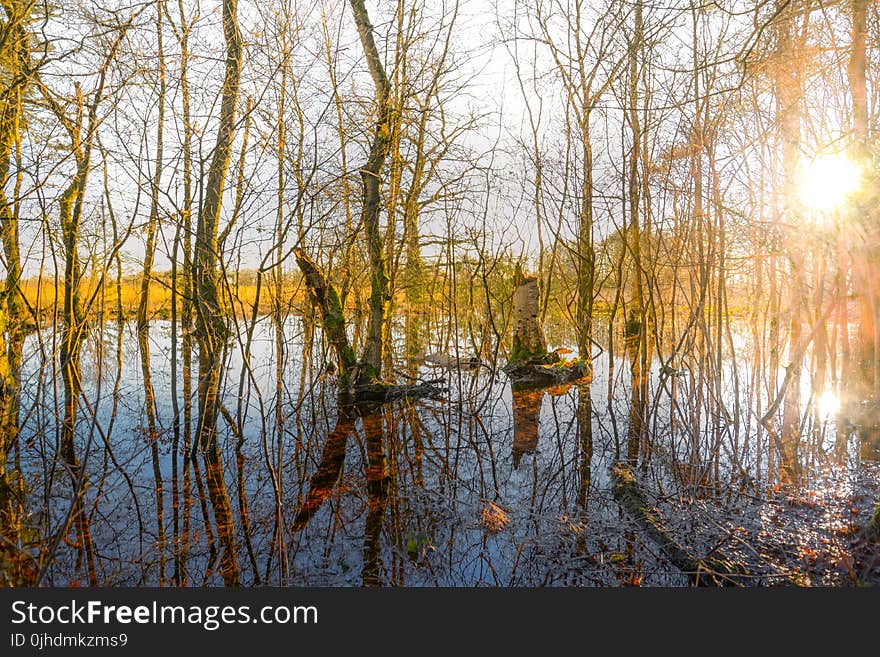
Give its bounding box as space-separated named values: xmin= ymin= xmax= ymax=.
xmin=0 ymin=2 xmax=29 ymax=576
xmin=294 ymin=247 xmax=359 ymax=385
xmin=848 ymin=0 xmax=880 ymax=535
xmin=349 ymin=0 xmax=392 ymax=381
xmin=509 ymin=264 xmax=550 ymax=365
xmin=776 ymin=0 xmax=804 ymax=483
xmin=505 ymin=263 xmax=586 ymax=389
xmin=137 ymin=0 xmax=166 ymax=585
xmin=626 ymin=0 xmax=647 ymax=465
xmin=169 ymin=0 xmax=195 ymax=586
xmin=849 ymin=0 xmax=878 ymax=401
xmin=848 ymin=0 xmax=868 ymax=155
xmin=193 ymin=0 xmax=243 ymax=587
xmin=44 ymin=75 xmax=101 ymax=586
xmin=403 ymin=188 xmax=425 ymax=363
xmin=576 ymin=118 xmax=595 ymax=365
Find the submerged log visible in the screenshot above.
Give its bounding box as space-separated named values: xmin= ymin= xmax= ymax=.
xmin=424 ymin=352 xmax=480 ymax=370
xmin=343 ymin=380 xmax=446 ymax=405
xmin=611 ymin=462 xmax=748 ymax=586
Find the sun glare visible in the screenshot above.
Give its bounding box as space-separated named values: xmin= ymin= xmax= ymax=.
xmin=816 ymin=389 xmax=841 ymax=420
xmin=797 ymin=154 xmax=861 ymax=212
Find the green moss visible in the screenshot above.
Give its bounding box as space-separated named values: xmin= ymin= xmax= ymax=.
xmin=509 ymin=334 xmax=547 ymax=365
xmin=868 ymin=500 xmax=880 ymax=540
xmin=357 ymin=362 xmax=380 ymax=385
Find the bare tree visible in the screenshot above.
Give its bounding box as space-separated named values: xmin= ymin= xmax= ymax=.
xmin=192 ymin=0 xmax=243 ymax=587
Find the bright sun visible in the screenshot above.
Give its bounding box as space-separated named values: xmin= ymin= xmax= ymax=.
xmin=816 ymin=389 xmax=841 ymax=420
xmin=797 ymin=153 xmax=861 ymax=212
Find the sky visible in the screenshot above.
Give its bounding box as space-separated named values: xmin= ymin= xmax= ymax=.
xmin=6 ymin=0 xmax=861 ymax=280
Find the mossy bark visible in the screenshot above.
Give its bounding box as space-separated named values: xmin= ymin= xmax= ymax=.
xmin=294 ymin=248 xmax=359 ymax=385
xmin=295 ymin=248 xmax=445 ymax=402
xmin=505 ymin=264 xmax=587 ymax=390
xmin=612 ymin=462 xmax=748 ymax=586
xmin=350 ymin=0 xmax=392 ymax=378
xmin=0 ymin=1 xmax=29 ymax=582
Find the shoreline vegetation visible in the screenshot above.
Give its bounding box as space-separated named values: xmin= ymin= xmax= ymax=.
xmin=12 ymin=261 xmax=767 ymax=327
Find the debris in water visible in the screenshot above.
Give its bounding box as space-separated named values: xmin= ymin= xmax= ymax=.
xmin=481 ymin=500 xmax=510 ymax=532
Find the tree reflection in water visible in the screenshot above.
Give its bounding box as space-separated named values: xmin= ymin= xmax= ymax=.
xmin=5 ymin=320 xmax=880 ymax=587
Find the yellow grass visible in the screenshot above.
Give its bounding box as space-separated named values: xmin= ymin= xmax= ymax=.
xmin=16 ymin=273 xmax=309 ymax=323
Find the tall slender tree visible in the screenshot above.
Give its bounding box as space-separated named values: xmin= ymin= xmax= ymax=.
xmin=193 ymin=0 xmax=243 ymax=586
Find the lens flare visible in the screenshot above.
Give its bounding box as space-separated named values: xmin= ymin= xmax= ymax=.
xmin=816 ymin=389 xmax=841 ymax=420
xmin=797 ymin=154 xmax=861 ymax=212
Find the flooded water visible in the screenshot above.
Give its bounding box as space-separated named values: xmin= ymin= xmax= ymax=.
xmin=10 ymin=317 xmax=880 ymax=586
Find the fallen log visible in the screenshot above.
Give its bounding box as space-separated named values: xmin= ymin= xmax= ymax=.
xmin=342 ymin=381 xmax=447 ymax=405
xmin=504 ymin=358 xmax=590 ymax=391
xmin=611 ymin=461 xmax=748 ymax=586
xmin=424 ymin=352 xmax=481 ymax=370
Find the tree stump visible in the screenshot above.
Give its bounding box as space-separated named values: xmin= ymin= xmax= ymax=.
xmin=509 ymin=265 xmax=553 ymax=365
xmin=504 ymin=264 xmax=588 ymax=390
